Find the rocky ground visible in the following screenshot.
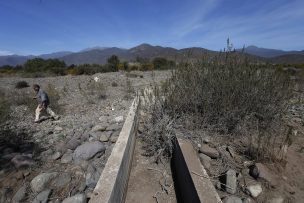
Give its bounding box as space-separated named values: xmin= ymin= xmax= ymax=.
xmin=175 ymin=89 xmax=304 ymax=202
xmin=0 ymin=71 xmax=170 ymax=203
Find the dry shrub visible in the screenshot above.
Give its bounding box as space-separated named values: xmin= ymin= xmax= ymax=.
xmin=0 ymin=90 xmax=10 ymax=124
xmin=85 ymin=81 xmax=107 ymax=103
xmin=145 ymin=51 xmax=293 ymax=162
xmin=15 ymin=81 xmax=29 ymax=89
xmin=45 ymin=84 xmax=63 ymax=113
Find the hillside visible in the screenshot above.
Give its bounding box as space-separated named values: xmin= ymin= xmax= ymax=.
xmin=1 ymin=44 xmax=304 ymax=66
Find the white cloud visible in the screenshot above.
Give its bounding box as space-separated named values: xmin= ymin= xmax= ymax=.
xmin=0 ymin=50 xmax=14 ymax=56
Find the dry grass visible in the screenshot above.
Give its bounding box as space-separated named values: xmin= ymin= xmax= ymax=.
xmin=142 ymin=51 xmax=294 ymax=162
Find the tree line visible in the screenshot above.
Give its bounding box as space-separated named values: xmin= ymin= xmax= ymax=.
xmin=0 ymin=55 xmax=176 ymax=76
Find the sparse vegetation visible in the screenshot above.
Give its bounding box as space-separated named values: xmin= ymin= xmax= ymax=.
xmin=15 ymin=80 xmax=29 ymax=89
xmin=143 ymin=47 xmax=293 ymax=162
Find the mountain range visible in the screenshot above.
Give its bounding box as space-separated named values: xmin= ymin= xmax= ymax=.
xmin=1 ymin=44 xmax=304 ymax=66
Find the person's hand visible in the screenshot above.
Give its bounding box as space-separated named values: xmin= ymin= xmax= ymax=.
xmin=33 ymin=97 xmax=37 ymax=99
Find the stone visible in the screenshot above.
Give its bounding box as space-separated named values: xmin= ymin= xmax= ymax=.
xmin=52 ymin=173 xmax=71 ymax=187
xmin=99 ymin=134 xmax=109 ymax=142
xmin=99 ymin=132 xmax=111 ymax=142
xmin=267 ymin=197 xmax=284 ymax=203
xmin=49 ymin=152 xmax=62 ymax=160
xmin=110 ymin=136 xmax=118 ymax=143
xmin=98 ymin=115 xmax=109 ymax=122
xmin=199 ymin=144 xmax=219 ymax=159
xmin=73 ymin=141 xmax=106 ymax=161
xmin=33 ymin=189 xmax=51 ymax=203
xmin=12 ymin=185 xmax=26 ymax=203
xmin=199 ymin=153 xmax=211 ymax=170
xmin=40 ymin=149 xmax=53 ymax=158
xmin=91 ymin=123 xmax=107 ymax=132
xmin=62 ymin=193 xmax=86 ymax=203
xmin=111 ymin=116 xmax=124 ymax=124
xmin=54 ymin=126 xmax=63 ymax=132
xmin=66 ymin=137 xmax=81 ymax=150
xmin=31 ymin=172 xmax=58 ymax=193
xmin=106 ymin=123 xmax=122 ymax=131
xmin=249 ymin=163 xmax=278 ymax=187
xmin=203 ymin=136 xmax=211 ymax=144
xmin=222 ymin=196 xmax=242 ymax=203
xmin=85 ymin=164 xmax=100 ymax=188
xmin=61 ymin=152 xmax=73 ymax=164
xmin=89 ymin=131 xmax=103 ymax=139
xmin=226 ymin=169 xmax=237 ymax=194
xmin=11 ymin=154 xmax=35 ymax=168
xmin=246 ymin=184 xmax=262 ymax=198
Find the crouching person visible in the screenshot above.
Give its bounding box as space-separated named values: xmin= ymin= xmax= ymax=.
xmin=33 ymin=84 xmax=59 ymax=123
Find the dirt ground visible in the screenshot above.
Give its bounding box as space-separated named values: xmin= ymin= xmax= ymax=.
xmin=125 ymin=138 xmax=176 ymax=203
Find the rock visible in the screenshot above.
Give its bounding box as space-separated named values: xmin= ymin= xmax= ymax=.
xmin=40 ymin=149 xmax=53 ymax=158
xmin=89 ymin=131 xmax=103 ymax=139
xmin=86 ymin=164 xmax=100 ymax=188
xmin=267 ymin=197 xmax=284 ymax=203
xmin=54 ymin=126 xmax=63 ymax=132
xmin=99 ymin=134 xmax=109 ymax=142
xmin=61 ymin=151 xmax=73 ymax=164
xmin=199 ymin=153 xmax=211 ymax=170
xmin=62 ymin=193 xmax=86 ymax=203
xmin=199 ymin=144 xmax=219 ymax=159
xmin=73 ymin=141 xmax=106 ymax=161
xmin=66 ymin=137 xmax=81 ymax=150
xmin=99 ymin=132 xmax=111 ymax=142
xmin=222 ymin=196 xmax=242 ymax=203
xmin=52 ymin=173 xmax=71 ymax=187
xmin=15 ymin=171 xmax=24 ymax=180
xmin=23 ymin=171 xmax=30 ymax=177
xmin=246 ymin=184 xmax=262 ymax=198
xmin=106 ymin=123 xmax=122 ymax=131
xmin=49 ymin=152 xmax=62 ymax=160
xmin=98 ymin=115 xmax=109 ymax=122
xmin=31 ymin=172 xmax=58 ymax=193
xmin=249 ymin=163 xmax=278 ymax=187
xmin=11 ymin=154 xmax=34 ymax=168
xmin=225 ymin=169 xmax=237 ymax=194
xmin=91 ymin=123 xmax=107 ymax=132
xmin=12 ymin=185 xmax=26 ymax=203
xmin=33 ymin=189 xmax=51 ymax=203
xmin=203 ymin=137 xmax=211 ymax=144
xmin=226 ymin=146 xmax=235 ymax=158
xmin=111 ymin=116 xmax=124 ymax=124
xmin=110 ymin=136 xmax=118 ymax=143
xmin=242 ymin=197 xmax=254 ymax=203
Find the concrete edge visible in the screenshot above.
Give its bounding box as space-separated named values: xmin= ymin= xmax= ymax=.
xmin=172 ymin=138 xmax=222 ymax=203
xmin=89 ymin=96 xmax=140 ymax=203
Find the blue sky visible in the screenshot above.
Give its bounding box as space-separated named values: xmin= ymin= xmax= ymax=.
xmin=0 ymin=0 xmax=303 ymax=55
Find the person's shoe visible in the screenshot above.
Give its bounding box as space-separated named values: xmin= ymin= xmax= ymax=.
xmin=34 ymin=120 xmax=40 ymax=123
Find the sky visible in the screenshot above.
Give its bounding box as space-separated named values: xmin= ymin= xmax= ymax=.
xmin=0 ymin=0 xmax=303 ymax=55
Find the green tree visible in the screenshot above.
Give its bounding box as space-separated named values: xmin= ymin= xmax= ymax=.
xmin=107 ymin=55 xmax=120 ymax=71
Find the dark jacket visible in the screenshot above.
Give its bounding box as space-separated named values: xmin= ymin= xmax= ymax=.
xmin=36 ymin=89 xmax=50 ymax=106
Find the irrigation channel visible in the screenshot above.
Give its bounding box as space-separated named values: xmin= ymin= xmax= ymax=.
xmin=89 ymin=96 xmax=222 ymax=203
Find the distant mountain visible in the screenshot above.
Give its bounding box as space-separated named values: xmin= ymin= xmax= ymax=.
xmin=239 ymin=45 xmax=304 ymax=58
xmin=80 ymin=46 xmax=109 ymax=52
xmin=39 ymin=51 xmax=74 ymax=59
xmin=60 ymin=47 xmax=131 ymax=65
xmin=0 ymin=55 xmax=32 ymax=66
xmin=1 ymin=44 xmax=303 ymax=66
